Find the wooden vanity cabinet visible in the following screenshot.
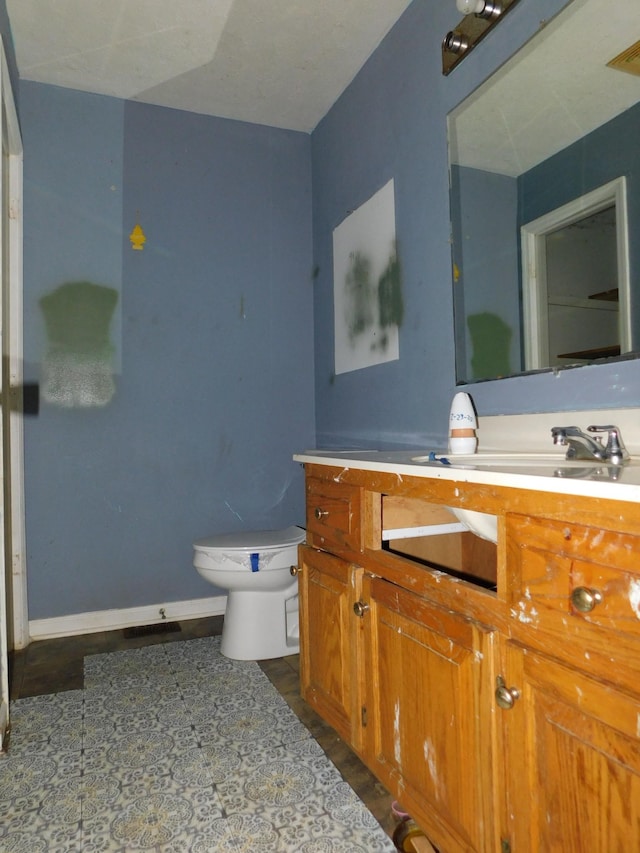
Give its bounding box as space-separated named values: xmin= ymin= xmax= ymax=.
xmin=298 ymin=461 xmax=640 ymax=852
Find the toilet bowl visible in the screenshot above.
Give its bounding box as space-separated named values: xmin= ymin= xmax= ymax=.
xmin=193 ymin=525 xmax=306 ymax=660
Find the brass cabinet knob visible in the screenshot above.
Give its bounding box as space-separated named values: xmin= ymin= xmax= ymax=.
xmin=314 ymin=507 xmax=329 ymax=520
xmin=495 ymin=675 xmax=520 ymax=710
xmin=290 ymin=565 xmax=300 ymax=576
xmin=571 ymin=586 xmax=602 ymax=613
xmin=353 ymin=600 xmax=370 ymax=618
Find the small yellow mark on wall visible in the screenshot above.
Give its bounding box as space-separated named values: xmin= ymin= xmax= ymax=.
xmin=129 ymin=223 xmax=146 ymax=251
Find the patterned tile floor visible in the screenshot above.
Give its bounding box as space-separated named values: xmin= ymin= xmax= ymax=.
xmin=2 ymin=635 xmax=397 ymax=852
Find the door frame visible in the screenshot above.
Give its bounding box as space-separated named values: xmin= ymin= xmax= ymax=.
xmin=2 ymin=40 xmax=27 ymax=650
xmin=521 ymin=177 xmax=631 ymax=370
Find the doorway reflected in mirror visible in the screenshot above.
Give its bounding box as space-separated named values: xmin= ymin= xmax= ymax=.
xmin=521 ymin=177 xmax=630 ymax=372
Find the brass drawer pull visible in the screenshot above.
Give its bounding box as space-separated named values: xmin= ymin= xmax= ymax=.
xmin=571 ymin=586 xmax=603 ymax=613
xmin=495 ymin=676 xmax=520 ymax=710
xmin=353 ymin=600 xmax=370 ymax=618
xmin=314 ymin=507 xmax=329 ymax=520
xmin=290 ymin=565 xmax=300 ymax=576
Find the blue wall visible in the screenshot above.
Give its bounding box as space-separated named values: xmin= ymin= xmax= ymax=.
xmin=16 ymin=0 xmax=640 ymax=621
xmin=312 ymin=0 xmax=452 ymax=449
xmin=312 ymin=0 xmax=640 ymax=448
xmin=22 ymin=84 xmax=314 ymax=619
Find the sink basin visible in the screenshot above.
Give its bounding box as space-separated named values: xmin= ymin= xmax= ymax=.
xmin=412 ymin=451 xmax=638 ymax=542
xmin=412 ymin=452 xmax=615 ymax=468
xmin=449 ymin=507 xmax=498 ymax=543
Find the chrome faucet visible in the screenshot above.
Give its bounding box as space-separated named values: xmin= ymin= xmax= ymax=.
xmin=551 ymin=424 xmax=629 ymax=465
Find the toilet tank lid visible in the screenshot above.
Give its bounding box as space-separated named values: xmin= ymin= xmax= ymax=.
xmin=193 ymin=525 xmax=305 ymax=552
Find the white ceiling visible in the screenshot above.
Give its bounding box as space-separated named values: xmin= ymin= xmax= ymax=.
xmin=7 ymin=0 xmax=414 ymax=132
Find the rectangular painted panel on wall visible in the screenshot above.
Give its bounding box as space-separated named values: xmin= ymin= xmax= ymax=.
xmin=332 ymin=179 xmax=402 ymax=375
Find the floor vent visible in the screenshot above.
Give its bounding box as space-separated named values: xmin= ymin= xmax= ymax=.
xmin=123 ymin=621 xmax=181 ymax=639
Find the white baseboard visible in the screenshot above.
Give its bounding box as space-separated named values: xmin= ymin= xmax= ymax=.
xmin=28 ymin=595 xmax=227 ymax=641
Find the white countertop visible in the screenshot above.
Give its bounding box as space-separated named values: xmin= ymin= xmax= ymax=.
xmin=293 ymin=448 xmax=640 ymax=503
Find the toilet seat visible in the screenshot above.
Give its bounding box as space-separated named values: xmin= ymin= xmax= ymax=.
xmin=193 ymin=525 xmax=305 ymax=557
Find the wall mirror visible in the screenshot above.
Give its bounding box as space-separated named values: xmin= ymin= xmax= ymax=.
xmin=448 ymin=0 xmax=640 ymax=383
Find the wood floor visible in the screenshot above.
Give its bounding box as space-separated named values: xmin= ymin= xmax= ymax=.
xmin=9 ymin=615 xmax=396 ymax=840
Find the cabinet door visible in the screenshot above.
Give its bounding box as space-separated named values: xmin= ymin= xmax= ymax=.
xmin=500 ymin=641 xmax=640 ymax=852
xmin=362 ymin=574 xmax=497 ymax=853
xmin=298 ymin=545 xmax=363 ymax=749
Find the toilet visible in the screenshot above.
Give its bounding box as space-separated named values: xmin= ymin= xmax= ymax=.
xmin=193 ymin=525 xmax=306 ymax=660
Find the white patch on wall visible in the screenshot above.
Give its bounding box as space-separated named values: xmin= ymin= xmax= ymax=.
xmin=39 ymin=282 xmax=118 ymax=408
xmin=333 ymin=179 xmax=401 ymax=374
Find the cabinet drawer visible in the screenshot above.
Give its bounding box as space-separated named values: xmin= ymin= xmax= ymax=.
xmin=306 ymin=477 xmax=361 ymax=552
xmin=508 ymin=515 xmax=640 ymax=641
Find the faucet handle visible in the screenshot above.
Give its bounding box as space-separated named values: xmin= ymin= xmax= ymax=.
xmin=587 ymin=424 xmax=629 ymax=464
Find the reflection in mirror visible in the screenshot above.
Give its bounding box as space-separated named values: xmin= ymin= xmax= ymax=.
xmin=521 ymin=176 xmax=631 ymax=370
xmin=448 ymin=0 xmax=640 ymax=383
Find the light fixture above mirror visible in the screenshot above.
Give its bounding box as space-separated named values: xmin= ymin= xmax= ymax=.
xmin=442 ymin=0 xmax=521 ymax=75
xmin=456 ymin=0 xmax=501 ymax=21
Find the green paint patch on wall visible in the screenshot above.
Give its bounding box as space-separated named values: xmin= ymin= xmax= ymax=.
xmin=39 ymin=281 xmax=119 ymax=407
xmin=343 ymin=243 xmax=404 ymax=356
xmin=467 ymin=312 xmax=512 ymax=380
xmin=345 ymin=250 xmax=374 ymax=342
xmin=378 ymin=242 xmax=403 ymax=330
